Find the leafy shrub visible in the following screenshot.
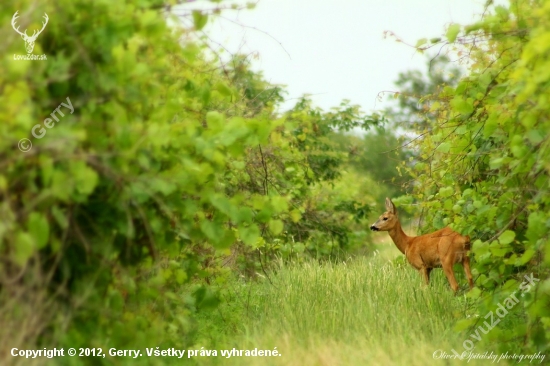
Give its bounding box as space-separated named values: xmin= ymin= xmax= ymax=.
xmin=1 ymin=1 xmax=377 ymax=361
xmin=403 ymin=0 xmax=550 ymax=353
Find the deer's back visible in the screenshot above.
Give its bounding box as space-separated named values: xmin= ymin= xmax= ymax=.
xmin=406 ymin=227 xmax=470 ymax=268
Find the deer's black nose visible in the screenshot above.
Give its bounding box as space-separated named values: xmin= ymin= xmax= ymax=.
xmin=370 ymin=225 xmax=379 ymax=231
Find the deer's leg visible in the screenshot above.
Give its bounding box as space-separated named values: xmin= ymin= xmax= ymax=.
xmin=420 ymin=267 xmax=432 ymax=286
xmin=442 ymin=260 xmax=459 ymax=293
xmin=420 ymin=267 xmax=429 ymax=286
xmin=462 ymin=255 xmax=474 ymax=290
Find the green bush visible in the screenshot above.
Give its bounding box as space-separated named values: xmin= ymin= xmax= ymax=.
xmin=403 ymin=0 xmax=550 ymax=353
xmin=1 ymin=1 xmax=377 ymax=362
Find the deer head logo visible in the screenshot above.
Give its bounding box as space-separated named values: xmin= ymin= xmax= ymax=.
xmin=11 ymin=11 xmax=49 ymax=54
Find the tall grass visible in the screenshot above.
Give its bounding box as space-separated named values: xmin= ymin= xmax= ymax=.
xmin=196 ymin=254 xmax=505 ymax=365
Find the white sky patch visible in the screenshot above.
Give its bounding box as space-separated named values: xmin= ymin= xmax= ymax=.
xmin=180 ymin=0 xmax=490 ymax=113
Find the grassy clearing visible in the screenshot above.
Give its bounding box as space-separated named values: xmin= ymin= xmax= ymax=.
xmin=195 ymin=248 xmax=505 ymax=366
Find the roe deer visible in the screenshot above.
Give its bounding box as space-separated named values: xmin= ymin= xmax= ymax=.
xmin=370 ymin=198 xmax=473 ymax=293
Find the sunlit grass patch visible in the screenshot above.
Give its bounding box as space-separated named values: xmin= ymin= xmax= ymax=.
xmin=196 ymin=255 xmax=504 ymax=365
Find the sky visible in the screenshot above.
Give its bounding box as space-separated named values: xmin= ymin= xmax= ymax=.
xmin=186 ymin=0 xmax=488 ymax=113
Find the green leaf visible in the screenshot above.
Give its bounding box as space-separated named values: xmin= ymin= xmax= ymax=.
xmin=489 ymin=157 xmax=509 ymax=169
xmin=28 ymin=212 xmax=49 ymax=249
xmin=206 ymin=111 xmax=224 ymax=129
xmin=270 ymin=196 xmax=288 ymax=213
xmin=446 ymin=23 xmax=461 ymax=42
xmin=15 ymin=232 xmax=35 ymax=266
xmin=51 ymin=206 xmax=68 ymax=230
xmin=175 ymin=269 xmax=187 ymax=285
xmin=72 ymin=162 xmax=98 ymax=196
xmin=436 ymin=142 xmax=451 ymax=153
xmin=201 ymin=86 xmax=211 ymax=105
xmin=268 ymin=220 xmax=284 ymax=235
xmin=210 ymin=194 xmax=234 ymax=217
xmin=483 ymin=113 xmax=499 ymax=138
xmin=439 ymin=186 xmax=453 ymax=198
xmin=465 ymin=22 xmax=483 ymax=34
xmin=196 ymin=288 xmax=220 ymax=310
xmin=526 ymin=129 xmax=544 ymax=145
xmin=214 ymin=82 xmax=233 ymax=97
xmin=290 ymin=209 xmax=302 ymax=223
xmin=200 ymin=220 xmax=223 ymax=242
xmin=499 ymin=230 xmax=515 ymax=245
xmin=455 ymin=125 xmax=469 ymax=135
xmin=239 ymin=224 xmax=260 ymax=246
xmin=526 ymin=212 xmax=547 ymax=243
xmin=516 ymin=249 xmax=535 ymax=266
xmin=51 ymin=170 xmax=72 ymax=201
xmin=217 ymin=230 xmax=236 ymax=249
xmin=466 ymin=287 xmax=481 ymax=299
xmin=235 ymin=207 xmax=253 ymax=224
xmin=415 ymin=38 xmax=427 ymax=48
xmin=491 ymin=246 xmax=509 ymax=257
xmin=473 ymin=240 xmax=489 ymax=256
xmin=450 ymin=97 xmax=473 ymax=115
xmin=192 ymin=11 xmax=208 ymax=30
xmin=293 ymin=242 xmax=305 ymax=253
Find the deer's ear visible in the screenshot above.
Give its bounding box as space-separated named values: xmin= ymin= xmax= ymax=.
xmin=385 ymin=197 xmax=396 ymax=214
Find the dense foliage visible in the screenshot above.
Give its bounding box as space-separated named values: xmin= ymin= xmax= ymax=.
xmin=402 ymin=0 xmax=549 ymax=353
xmin=4 ymin=0 xmax=547 ymax=363
xmin=1 ymin=0 xmax=380 ymax=362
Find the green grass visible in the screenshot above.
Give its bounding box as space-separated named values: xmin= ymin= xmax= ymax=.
xmin=194 ymin=248 xmax=506 ymax=366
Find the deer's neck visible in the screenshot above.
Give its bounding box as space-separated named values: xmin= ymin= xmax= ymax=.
xmin=388 ymin=222 xmax=411 ymax=254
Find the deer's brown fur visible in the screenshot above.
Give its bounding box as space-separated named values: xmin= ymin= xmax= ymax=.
xmin=370 ymin=198 xmax=474 ymax=293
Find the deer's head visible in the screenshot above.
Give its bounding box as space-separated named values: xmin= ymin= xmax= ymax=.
xmin=11 ymin=11 xmax=49 ymax=54
xmin=370 ymin=197 xmax=399 ymax=232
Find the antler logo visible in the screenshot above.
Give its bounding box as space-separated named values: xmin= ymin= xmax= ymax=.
xmin=11 ymin=11 xmax=49 ymax=54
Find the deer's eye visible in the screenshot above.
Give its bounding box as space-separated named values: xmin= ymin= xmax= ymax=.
xmin=383 ymin=217 xmax=388 ymax=221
